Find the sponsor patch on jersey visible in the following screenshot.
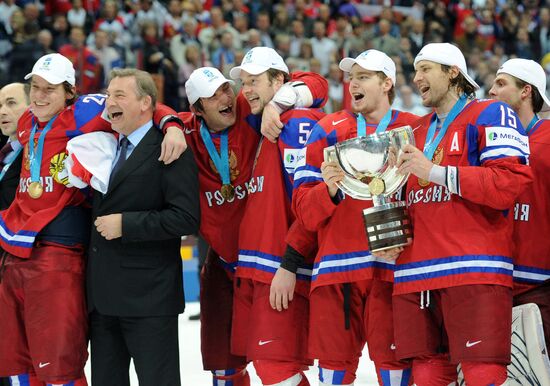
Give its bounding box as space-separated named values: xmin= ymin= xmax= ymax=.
xmin=283 ymin=148 xmax=300 ymax=174
xmin=485 ymin=126 xmax=529 ymax=154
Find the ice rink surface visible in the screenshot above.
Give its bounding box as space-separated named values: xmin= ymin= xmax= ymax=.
xmin=84 ymin=302 xmax=379 ymax=385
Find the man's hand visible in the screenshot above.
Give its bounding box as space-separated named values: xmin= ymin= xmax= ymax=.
xmin=261 ymin=103 xmax=283 ymax=143
xmin=371 ymin=246 xmax=404 ymax=262
xmin=270 ymin=267 xmax=297 ymax=311
xmin=321 ymin=161 xmax=345 ymax=197
xmin=160 ymin=126 xmax=187 ymax=164
xmin=95 ymin=214 xmax=122 ymax=240
xmin=397 ymin=144 xmax=433 ymax=180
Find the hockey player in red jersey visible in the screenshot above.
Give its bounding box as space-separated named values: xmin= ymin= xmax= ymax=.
xmin=181 ymin=64 xmax=327 ymax=385
xmin=292 ymin=50 xmax=415 ymax=386
xmin=377 ymin=43 xmax=533 ymax=385
xmin=0 ymin=53 xmax=187 ymax=386
xmin=489 ymin=58 xmax=550 ymax=357
xmin=228 ymin=46 xmax=326 ymax=386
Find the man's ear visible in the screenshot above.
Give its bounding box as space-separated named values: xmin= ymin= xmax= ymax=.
xmin=521 ymin=84 xmax=533 ymax=101
xmin=141 ymin=95 xmax=153 ymax=112
xmin=449 ymin=65 xmax=461 ymax=81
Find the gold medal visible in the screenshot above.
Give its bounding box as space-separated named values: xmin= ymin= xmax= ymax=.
xmin=433 ymin=146 xmax=444 ymax=165
xmin=368 ymin=177 xmax=385 ymax=196
xmin=28 ymin=181 xmax=43 ymax=199
xmin=220 ymin=184 xmax=235 ymax=200
xmin=418 ymin=147 xmax=444 ymax=187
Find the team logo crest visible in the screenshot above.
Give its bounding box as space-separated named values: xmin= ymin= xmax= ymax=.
xmin=23 ymin=139 xmax=39 ymax=171
xmin=209 ymin=149 xmax=240 ymax=182
xmin=49 ymin=152 xmax=69 ymax=185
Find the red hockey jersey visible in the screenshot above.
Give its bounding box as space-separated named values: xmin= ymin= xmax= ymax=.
xmin=512 ymin=119 xmax=550 ymax=295
xmin=237 ymin=108 xmax=325 ymax=296
xmin=181 ymin=72 xmax=328 ymax=273
xmin=293 ymin=109 xmax=419 ymax=290
xmin=180 ymin=93 xmax=261 ymax=272
xmin=393 ymin=99 xmax=533 ymax=295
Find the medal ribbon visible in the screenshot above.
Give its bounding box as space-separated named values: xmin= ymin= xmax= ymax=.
xmin=423 ymin=94 xmax=467 ymax=161
xmin=29 ymin=115 xmax=58 ymax=184
xmin=200 ymin=122 xmax=230 ymax=185
xmin=0 ymin=146 xmax=23 ymax=182
xmin=525 ymin=114 xmax=539 ymax=135
xmin=356 ymin=109 xmax=393 ymax=137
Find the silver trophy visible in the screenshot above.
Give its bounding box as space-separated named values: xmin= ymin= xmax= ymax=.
xmin=323 ymin=126 xmax=414 ymax=252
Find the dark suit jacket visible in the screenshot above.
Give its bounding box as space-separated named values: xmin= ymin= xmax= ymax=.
xmin=0 ymin=151 xmax=22 ymax=210
xmin=87 ymin=127 xmax=200 ymax=317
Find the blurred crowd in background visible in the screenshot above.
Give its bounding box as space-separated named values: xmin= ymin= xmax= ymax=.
xmin=1 ymin=0 xmax=549 ymax=115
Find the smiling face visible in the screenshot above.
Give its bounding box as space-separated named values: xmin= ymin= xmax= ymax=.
xmin=348 ymin=64 xmax=392 ymax=115
xmin=413 ymin=60 xmax=456 ymax=109
xmin=0 ymin=83 xmax=28 ymax=139
xmin=194 ymin=82 xmax=236 ymax=132
xmin=29 ymin=76 xmax=73 ymax=122
xmin=106 ymin=75 xmax=152 ymax=136
xmin=240 ymin=70 xmax=283 ymax=115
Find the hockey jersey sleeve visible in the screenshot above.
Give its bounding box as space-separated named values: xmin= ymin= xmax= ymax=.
xmin=70 ymin=94 xmax=183 ymax=136
xmin=289 ymin=71 xmax=329 ymax=109
xmin=450 ymin=101 xmax=533 ymax=210
xmin=270 ymin=72 xmax=329 ymax=114
xmin=292 ymin=119 xmax=340 ymax=231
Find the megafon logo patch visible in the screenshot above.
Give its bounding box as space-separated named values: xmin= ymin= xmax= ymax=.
xmin=286 ymin=153 xmax=295 ymax=163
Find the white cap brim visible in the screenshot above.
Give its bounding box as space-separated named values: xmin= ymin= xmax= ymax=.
xmin=24 ymin=69 xmax=67 ymax=85
xmin=229 ymin=63 xmax=270 ymax=80
xmin=339 ymin=58 xmax=359 ymax=73
xmin=191 ymin=79 xmax=234 ymax=104
xmin=459 ymin=70 xmax=480 ymax=91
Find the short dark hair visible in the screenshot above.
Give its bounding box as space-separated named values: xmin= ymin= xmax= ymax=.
xmin=513 ymin=77 xmax=544 ymax=113
xmin=375 ymin=72 xmax=396 ymax=104
xmin=63 ymin=81 xmax=78 ymax=105
xmin=192 ymin=99 xmax=204 ymax=113
xmin=266 ymin=68 xmax=291 ymax=84
xmin=441 ymin=64 xmax=476 ymax=98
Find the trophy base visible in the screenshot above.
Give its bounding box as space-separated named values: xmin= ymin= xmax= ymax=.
xmin=363 ymin=201 xmax=412 ymax=253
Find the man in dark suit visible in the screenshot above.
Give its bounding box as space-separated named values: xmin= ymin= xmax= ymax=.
xmin=0 ymin=83 xmax=27 ymax=210
xmin=0 ymin=83 xmax=28 ymax=386
xmin=86 ymin=68 xmax=200 ymax=386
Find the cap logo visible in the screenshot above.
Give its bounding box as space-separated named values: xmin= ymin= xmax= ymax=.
xmin=359 ymin=50 xmax=372 ymax=59
xmin=202 ymin=68 xmax=219 ymax=82
xmin=39 ymin=57 xmax=53 ymax=71
xmin=243 ymin=50 xmax=254 ymax=64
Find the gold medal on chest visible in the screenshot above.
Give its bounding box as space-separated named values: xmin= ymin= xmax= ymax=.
xmin=28 ymin=181 xmax=44 ymax=199
xmin=220 ymin=184 xmax=235 ymax=200
xmin=418 ymin=147 xmax=444 ymax=187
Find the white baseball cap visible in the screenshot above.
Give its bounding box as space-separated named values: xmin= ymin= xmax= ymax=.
xmin=229 ymin=47 xmax=289 ymax=80
xmin=414 ymin=43 xmax=480 ymax=90
xmin=339 ymin=49 xmax=396 ymax=85
xmin=24 ymin=53 xmax=76 ymax=86
xmin=497 ymin=58 xmax=550 ymax=112
xmin=185 ymin=67 xmax=234 ymax=105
